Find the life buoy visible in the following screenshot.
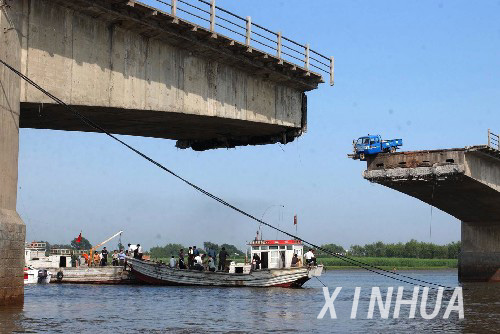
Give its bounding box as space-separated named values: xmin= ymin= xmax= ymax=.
xmin=56 ymin=271 xmax=64 ymax=281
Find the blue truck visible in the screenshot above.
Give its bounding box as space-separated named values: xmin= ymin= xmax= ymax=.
xmin=349 ymin=134 xmax=403 ymax=161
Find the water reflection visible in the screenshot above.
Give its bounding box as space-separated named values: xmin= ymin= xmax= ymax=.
xmin=0 ymin=303 xmax=25 ymax=334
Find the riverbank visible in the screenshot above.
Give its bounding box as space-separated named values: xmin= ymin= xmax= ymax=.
xmin=317 ymin=257 xmax=457 ymax=270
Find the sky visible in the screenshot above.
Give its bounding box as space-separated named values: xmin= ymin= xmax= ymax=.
xmin=17 ymin=0 xmax=500 ymax=252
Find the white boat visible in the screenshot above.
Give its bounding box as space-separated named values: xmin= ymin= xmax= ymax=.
xmin=24 ymin=267 xmax=51 ymax=284
xmin=127 ymin=239 xmax=323 ymax=288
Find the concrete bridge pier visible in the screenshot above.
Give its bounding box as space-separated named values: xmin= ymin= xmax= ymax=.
xmin=0 ymin=0 xmax=25 ymax=305
xmin=460 ymin=221 xmax=500 ymax=282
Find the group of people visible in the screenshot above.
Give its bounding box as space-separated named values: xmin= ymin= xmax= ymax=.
xmin=79 ymin=242 xmax=144 ymax=267
xmin=82 ymin=247 xmax=127 ymax=267
xmin=168 ymin=246 xmax=230 ymax=272
xmin=250 ymin=249 xmax=316 ymax=269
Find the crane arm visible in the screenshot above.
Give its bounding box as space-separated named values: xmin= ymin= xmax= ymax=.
xmin=87 ymin=230 xmax=123 ymax=266
xmin=94 ymin=230 xmax=123 ymax=250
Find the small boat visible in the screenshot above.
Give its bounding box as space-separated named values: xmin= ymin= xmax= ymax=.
xmin=24 ymin=267 xmax=51 ymax=284
xmin=127 ymin=239 xmax=323 ymax=288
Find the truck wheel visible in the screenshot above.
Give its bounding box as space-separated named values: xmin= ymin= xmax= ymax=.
xmin=390 ymin=147 xmax=396 ymax=153
xmin=360 ymin=153 xmax=365 ymax=160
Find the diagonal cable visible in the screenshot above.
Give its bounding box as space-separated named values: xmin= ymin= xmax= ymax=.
xmin=0 ymin=58 xmax=456 ymax=291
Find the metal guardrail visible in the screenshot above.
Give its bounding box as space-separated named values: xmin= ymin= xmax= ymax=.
xmin=488 ymin=129 xmax=499 ymax=150
xmin=142 ymin=0 xmax=334 ymax=85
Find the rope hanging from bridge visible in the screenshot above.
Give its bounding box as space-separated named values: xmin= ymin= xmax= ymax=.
xmin=0 ymin=58 xmax=455 ymax=291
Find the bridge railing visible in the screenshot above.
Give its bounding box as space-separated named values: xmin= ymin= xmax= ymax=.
xmin=142 ymin=0 xmax=334 ymax=85
xmin=488 ymin=129 xmax=499 ymax=150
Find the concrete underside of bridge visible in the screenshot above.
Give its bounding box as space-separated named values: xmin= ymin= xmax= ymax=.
xmin=19 ymin=0 xmax=322 ymax=151
xmin=364 ymin=147 xmax=500 ymax=282
xmin=0 ymin=0 xmax=326 ymax=304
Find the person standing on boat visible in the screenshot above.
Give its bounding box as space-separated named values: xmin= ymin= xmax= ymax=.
xmin=304 ymin=249 xmax=317 ymax=266
xmin=93 ymin=251 xmax=100 ymax=266
xmin=178 ymin=249 xmax=186 ymax=269
xmin=137 ymin=244 xmax=143 ymax=259
xmin=101 ymin=247 xmax=109 ymax=266
xmin=304 ymin=249 xmax=313 ymax=265
xmin=252 ymin=253 xmax=261 ymax=270
xmin=128 ymin=243 xmax=137 ymax=254
xmin=311 ymin=249 xmax=317 ymax=265
xmin=194 ymin=253 xmax=203 ymax=271
xmin=218 ymin=247 xmax=228 ymax=271
xmin=207 ymin=256 xmax=216 ymax=272
xmin=193 ymin=246 xmax=199 ymax=257
xmin=291 ymin=254 xmax=299 ymax=267
xmin=118 ymin=249 xmax=126 ymax=266
xmin=112 ymin=250 xmax=119 ymax=266
xmin=188 ymin=247 xmax=194 ymax=268
xmin=169 ymin=255 xmax=177 ymax=268
xmin=207 ymin=247 xmax=217 ymax=268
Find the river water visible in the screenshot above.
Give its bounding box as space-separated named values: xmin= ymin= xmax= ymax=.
xmin=1 ymin=270 xmax=498 ymax=333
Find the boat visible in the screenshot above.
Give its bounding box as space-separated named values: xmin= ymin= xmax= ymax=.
xmin=24 ymin=267 xmax=51 ymax=284
xmin=127 ymin=239 xmax=323 ymax=288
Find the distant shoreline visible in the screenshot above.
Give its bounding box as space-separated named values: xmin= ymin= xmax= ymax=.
xmin=317 ymin=256 xmax=457 ymax=270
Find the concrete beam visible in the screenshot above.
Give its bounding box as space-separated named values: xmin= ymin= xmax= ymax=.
xmin=363 ymin=147 xmax=500 ymax=223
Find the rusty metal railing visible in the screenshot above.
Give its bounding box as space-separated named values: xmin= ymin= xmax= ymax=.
xmin=488 ymin=129 xmax=499 ymax=150
xmin=141 ymin=0 xmax=334 ymax=85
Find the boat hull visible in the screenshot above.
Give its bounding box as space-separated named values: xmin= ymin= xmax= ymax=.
xmin=52 ymin=267 xmax=136 ymax=284
xmin=127 ymin=257 xmax=323 ymax=288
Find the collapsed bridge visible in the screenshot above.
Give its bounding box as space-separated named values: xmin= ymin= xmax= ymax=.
xmin=363 ymin=143 xmax=500 ymax=282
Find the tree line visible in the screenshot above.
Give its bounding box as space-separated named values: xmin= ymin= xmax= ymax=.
xmin=317 ymin=239 xmax=460 ymax=259
xmin=150 ymin=242 xmax=245 ymax=259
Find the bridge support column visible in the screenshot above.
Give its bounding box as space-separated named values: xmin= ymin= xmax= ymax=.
xmin=459 ymin=221 xmax=500 ymax=282
xmin=0 ymin=0 xmax=25 ymax=305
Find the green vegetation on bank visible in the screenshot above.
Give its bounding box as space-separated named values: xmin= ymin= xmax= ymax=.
xmin=318 ymin=239 xmax=460 ymax=259
xmin=317 ymin=257 xmax=457 ymax=270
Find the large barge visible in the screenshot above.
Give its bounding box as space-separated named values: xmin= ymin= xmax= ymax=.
xmin=128 ymin=239 xmax=323 ymax=288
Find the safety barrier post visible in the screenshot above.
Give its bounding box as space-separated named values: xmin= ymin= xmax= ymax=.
xmin=305 ymin=43 xmax=310 ymax=70
xmin=171 ymin=0 xmax=176 ymax=16
xmin=246 ymin=16 xmax=251 ymax=46
xmin=210 ymin=0 xmax=216 ymax=32
xmin=330 ymin=56 xmax=334 ymax=85
xmin=277 ymin=32 xmax=282 ymax=59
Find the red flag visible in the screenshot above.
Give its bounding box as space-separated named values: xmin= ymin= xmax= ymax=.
xmin=294 ymin=215 xmax=297 ymax=225
xmin=76 ymin=232 xmax=82 ymax=243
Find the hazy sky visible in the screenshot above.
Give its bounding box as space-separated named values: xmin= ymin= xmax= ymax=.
xmin=18 ymin=0 xmax=500 ymax=252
